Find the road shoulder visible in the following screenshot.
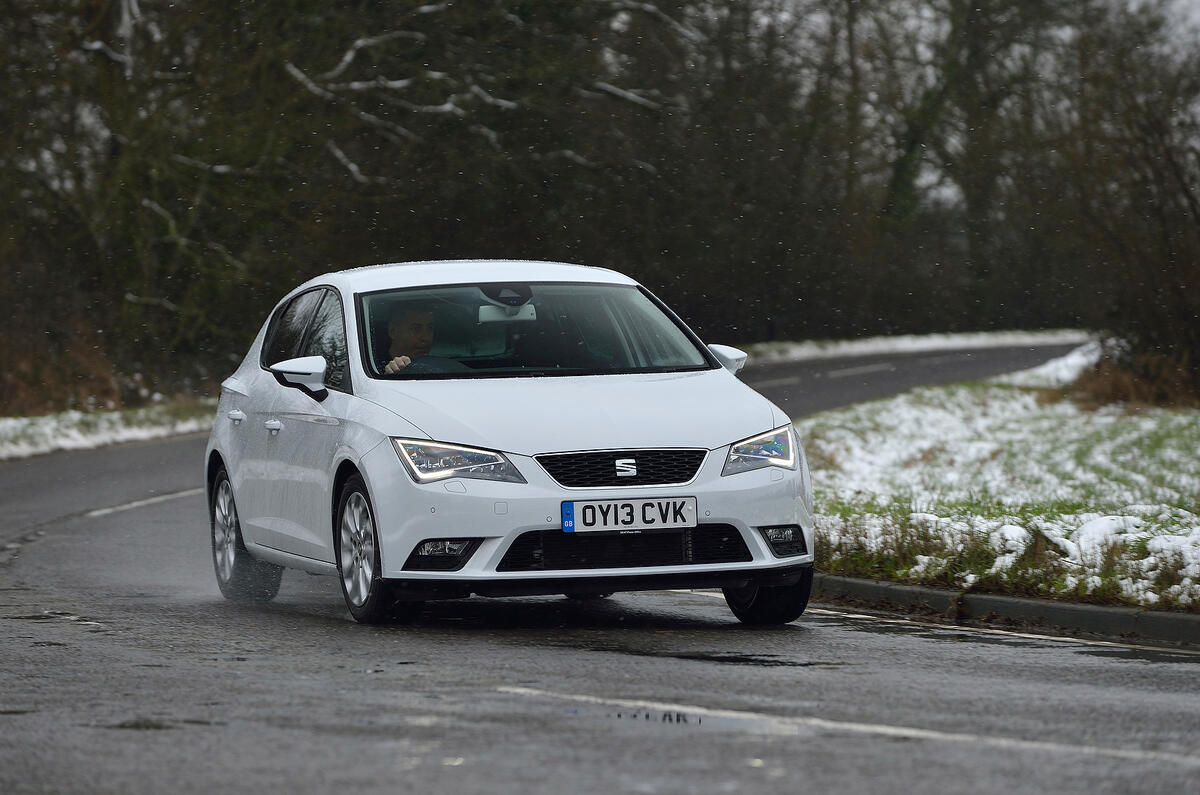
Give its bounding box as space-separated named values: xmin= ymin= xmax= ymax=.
xmin=814 ymin=573 xmax=1200 ymax=648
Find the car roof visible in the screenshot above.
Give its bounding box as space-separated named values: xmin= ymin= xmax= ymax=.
xmin=294 ymin=259 xmax=638 ymax=297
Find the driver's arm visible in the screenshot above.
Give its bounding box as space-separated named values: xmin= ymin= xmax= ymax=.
xmin=384 ymin=355 xmax=411 ymax=374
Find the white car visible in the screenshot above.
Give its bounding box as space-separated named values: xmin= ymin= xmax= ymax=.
xmin=205 ymin=260 xmax=815 ymax=624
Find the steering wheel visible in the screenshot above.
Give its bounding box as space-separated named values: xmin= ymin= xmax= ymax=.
xmin=401 ymin=356 xmax=471 ymax=375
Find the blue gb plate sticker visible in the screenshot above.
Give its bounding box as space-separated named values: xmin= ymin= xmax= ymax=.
xmin=561 ymin=502 xmax=575 ymax=533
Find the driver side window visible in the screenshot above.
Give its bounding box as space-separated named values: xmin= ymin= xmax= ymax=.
xmin=261 ymin=290 xmax=323 ymax=368
xmin=302 ymin=291 xmax=350 ymax=391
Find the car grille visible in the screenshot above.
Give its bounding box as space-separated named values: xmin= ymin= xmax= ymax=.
xmin=535 ymin=449 xmax=707 ymax=488
xmin=496 ymin=524 xmax=752 ymax=572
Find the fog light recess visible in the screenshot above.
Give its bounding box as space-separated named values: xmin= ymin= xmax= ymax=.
xmin=403 ymin=538 xmax=482 ymax=571
xmin=757 ymin=525 xmax=807 ymax=557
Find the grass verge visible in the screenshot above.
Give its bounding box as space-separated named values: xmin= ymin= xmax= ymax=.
xmin=796 ymin=381 xmax=1200 ymax=612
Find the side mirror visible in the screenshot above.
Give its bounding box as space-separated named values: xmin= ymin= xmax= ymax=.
xmin=707 ymin=344 xmax=748 ymax=374
xmin=270 ymin=355 xmax=329 ymax=401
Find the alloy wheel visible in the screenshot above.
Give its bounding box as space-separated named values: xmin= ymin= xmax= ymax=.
xmin=212 ymin=479 xmax=239 ymax=583
xmin=339 ymin=491 xmax=376 ymax=607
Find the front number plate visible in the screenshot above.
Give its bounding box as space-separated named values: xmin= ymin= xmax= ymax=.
xmin=562 ymin=497 xmax=697 ymax=533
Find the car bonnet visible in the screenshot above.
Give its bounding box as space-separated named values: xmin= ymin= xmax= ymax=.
xmin=359 ymin=368 xmax=777 ymax=456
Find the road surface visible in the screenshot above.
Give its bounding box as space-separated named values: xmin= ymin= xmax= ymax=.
xmin=3 ymin=343 xmax=1197 ymax=794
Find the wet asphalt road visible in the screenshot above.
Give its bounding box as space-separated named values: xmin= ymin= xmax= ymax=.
xmin=3 ymin=344 xmax=1199 ymax=794
xmin=737 ymin=342 xmax=1084 ymax=415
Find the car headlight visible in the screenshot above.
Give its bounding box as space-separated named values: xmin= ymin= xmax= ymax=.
xmin=721 ymin=425 xmax=796 ymax=476
xmin=393 ymin=439 xmax=527 ymax=484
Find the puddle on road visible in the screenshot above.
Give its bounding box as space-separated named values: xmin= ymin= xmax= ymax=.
xmin=92 ymin=716 xmax=226 ymax=730
xmin=101 ymin=718 xmax=175 ymax=731
xmin=3 ymin=610 xmax=107 ymax=626
xmin=4 ymin=614 xmax=57 ymax=621
xmin=668 ymin=651 xmax=844 ymax=667
xmin=577 ymin=646 xmax=848 ymax=668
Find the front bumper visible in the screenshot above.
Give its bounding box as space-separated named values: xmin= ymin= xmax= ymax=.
xmin=385 ymin=561 xmax=814 ymax=600
xmin=360 ymin=441 xmax=815 ymax=582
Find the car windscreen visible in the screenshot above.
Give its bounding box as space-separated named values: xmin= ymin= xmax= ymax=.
xmin=358 ymin=282 xmax=714 ymax=379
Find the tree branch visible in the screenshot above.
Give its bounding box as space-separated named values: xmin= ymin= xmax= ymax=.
xmin=316 ymin=31 xmax=428 ymax=81
xmin=592 ymin=81 xmax=663 ymax=111
xmin=325 ymin=140 xmax=389 ymax=184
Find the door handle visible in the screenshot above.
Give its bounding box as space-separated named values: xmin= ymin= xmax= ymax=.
xmin=227 ymin=409 xmax=246 ymax=424
xmin=264 ymin=419 xmax=283 ymax=434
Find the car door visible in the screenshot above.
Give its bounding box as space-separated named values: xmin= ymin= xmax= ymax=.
xmin=238 ymin=288 xmax=325 ymax=548
xmin=218 ymin=363 xmax=284 ymax=550
xmin=261 ymin=288 xmax=353 ymax=563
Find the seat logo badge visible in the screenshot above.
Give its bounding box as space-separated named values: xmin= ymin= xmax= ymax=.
xmin=615 ymin=458 xmax=638 ymax=477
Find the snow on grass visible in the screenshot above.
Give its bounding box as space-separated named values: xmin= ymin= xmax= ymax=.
xmin=990 ymin=340 xmax=1102 ymax=388
xmin=795 ymin=345 xmax=1200 ymax=610
xmin=746 ymin=328 xmax=1092 ymax=363
xmin=0 ymin=400 xmax=214 ymax=460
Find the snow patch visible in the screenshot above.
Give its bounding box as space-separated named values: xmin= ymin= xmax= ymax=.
xmin=0 ymin=405 xmax=213 ymax=460
xmin=991 ymin=340 xmax=1103 ymax=388
xmin=747 ymin=329 xmax=1092 ymax=364
xmin=796 ymin=343 xmax=1200 ymax=608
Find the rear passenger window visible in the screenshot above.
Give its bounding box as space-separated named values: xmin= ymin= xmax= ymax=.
xmin=262 ymin=290 xmax=323 ymax=367
xmin=302 ymin=291 xmax=350 ymax=391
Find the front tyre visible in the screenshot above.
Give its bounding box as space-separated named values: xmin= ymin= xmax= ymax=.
xmin=210 ymin=468 xmax=282 ymax=602
xmin=723 ymin=567 xmax=813 ymax=625
xmin=336 ymin=474 xmax=422 ymax=625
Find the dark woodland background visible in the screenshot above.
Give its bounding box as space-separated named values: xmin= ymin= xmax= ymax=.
xmin=2 ymin=0 xmax=1198 ymax=413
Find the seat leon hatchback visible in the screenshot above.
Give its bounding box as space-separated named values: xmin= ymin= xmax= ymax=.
xmin=205 ymin=260 xmax=815 ymax=624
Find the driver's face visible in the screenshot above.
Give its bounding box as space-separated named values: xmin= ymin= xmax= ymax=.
xmin=389 ymin=311 xmax=435 ymax=358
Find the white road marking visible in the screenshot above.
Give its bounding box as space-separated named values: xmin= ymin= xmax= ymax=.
xmin=673 ymin=589 xmax=1200 ymax=657
xmin=826 ymin=362 xmax=894 ymax=379
xmin=498 ymin=686 xmax=1200 ymax=767
xmin=85 ymin=487 xmax=205 ymax=518
xmin=916 ymin=353 xmax=973 ymax=365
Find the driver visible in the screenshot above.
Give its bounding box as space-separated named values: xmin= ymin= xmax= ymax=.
xmin=383 ymin=306 xmax=435 ymax=374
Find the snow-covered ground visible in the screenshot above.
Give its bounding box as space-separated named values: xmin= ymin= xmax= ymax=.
xmin=746 ymin=329 xmax=1092 ymax=363
xmin=0 ymin=402 xmax=214 ymax=460
xmin=796 ymin=342 xmax=1200 ymax=609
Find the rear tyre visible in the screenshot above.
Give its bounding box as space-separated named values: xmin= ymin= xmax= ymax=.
xmin=336 ymin=474 xmax=422 ymax=625
xmin=723 ymin=567 xmax=813 ymax=625
xmin=210 ymin=468 xmax=283 ymax=603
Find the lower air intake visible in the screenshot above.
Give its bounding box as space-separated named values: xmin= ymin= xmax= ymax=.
xmin=496 ymin=524 xmax=752 ymax=572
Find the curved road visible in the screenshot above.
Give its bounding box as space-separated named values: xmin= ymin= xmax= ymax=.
xmin=2 ymin=344 xmax=1198 ymax=794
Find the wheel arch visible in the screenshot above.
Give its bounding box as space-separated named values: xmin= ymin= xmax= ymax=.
xmin=205 ymin=450 xmax=226 ymax=511
xmin=331 ymin=459 xmax=364 ymax=542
